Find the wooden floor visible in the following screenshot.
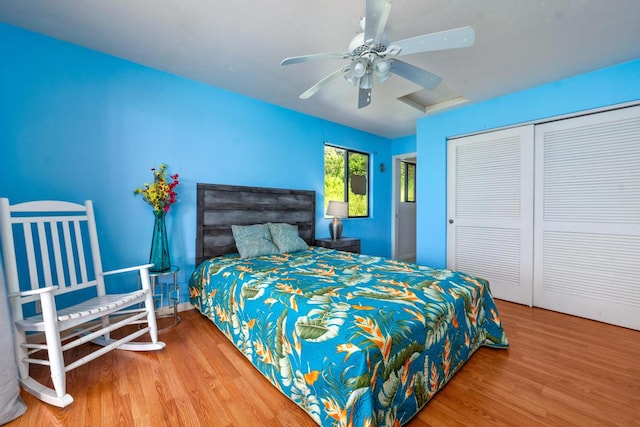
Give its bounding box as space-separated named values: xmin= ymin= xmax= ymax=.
xmin=6 ymin=300 xmax=640 ymax=427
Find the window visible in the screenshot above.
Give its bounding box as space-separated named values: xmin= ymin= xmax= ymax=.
xmin=324 ymin=144 xmax=369 ymax=217
xmin=400 ymin=161 xmax=416 ymax=203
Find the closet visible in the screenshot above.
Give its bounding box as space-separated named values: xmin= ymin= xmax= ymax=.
xmin=447 ymin=105 xmax=640 ymax=330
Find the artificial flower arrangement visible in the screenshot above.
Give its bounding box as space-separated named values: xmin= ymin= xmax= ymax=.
xmin=133 ymin=163 xmax=179 ymax=213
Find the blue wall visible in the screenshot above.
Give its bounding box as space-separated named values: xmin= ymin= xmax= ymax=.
xmin=390 ymin=135 xmax=416 ymax=156
xmin=4 ymin=22 xmax=637 ymax=300
xmin=0 ymin=23 xmax=395 ymax=302
xmin=416 ymin=58 xmax=640 ymax=267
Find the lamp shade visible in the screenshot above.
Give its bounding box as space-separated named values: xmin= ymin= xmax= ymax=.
xmin=326 ymin=200 xmax=348 ymax=218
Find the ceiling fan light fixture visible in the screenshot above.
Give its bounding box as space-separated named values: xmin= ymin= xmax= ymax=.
xmin=353 ymin=60 xmax=367 ymax=77
xmin=280 ymin=1 xmax=476 ymax=110
xmin=360 ymin=71 xmax=374 ymax=89
xmin=345 ymin=67 xmax=359 ymax=86
xmin=377 ymin=73 xmax=390 ymax=84
xmin=373 ymin=58 xmax=390 ymax=83
xmin=373 ymin=58 xmax=389 ymax=74
xmin=345 ymin=58 xmax=368 ymax=85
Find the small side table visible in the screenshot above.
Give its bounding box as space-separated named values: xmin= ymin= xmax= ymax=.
xmin=315 ymin=237 xmax=361 ymax=254
xmin=149 ymin=265 xmax=181 ymax=332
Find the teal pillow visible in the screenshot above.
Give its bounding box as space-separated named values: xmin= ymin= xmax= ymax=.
xmin=231 ymin=224 xmax=280 ymax=258
xmin=268 ymin=222 xmax=309 ymax=254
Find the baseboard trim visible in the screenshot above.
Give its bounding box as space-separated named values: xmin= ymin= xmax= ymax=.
xmin=398 ymin=253 xmax=416 ymax=262
xmin=156 ymin=302 xmax=193 ymax=316
xmin=176 ymin=302 xmax=193 ymax=312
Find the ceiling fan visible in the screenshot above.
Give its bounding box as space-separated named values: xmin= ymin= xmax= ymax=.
xmin=281 ymin=0 xmax=475 ymax=108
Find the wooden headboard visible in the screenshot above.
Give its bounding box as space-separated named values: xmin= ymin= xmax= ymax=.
xmin=195 ymin=183 xmax=316 ymax=265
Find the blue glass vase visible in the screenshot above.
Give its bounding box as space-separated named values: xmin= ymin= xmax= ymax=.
xmin=149 ymin=210 xmax=171 ymax=272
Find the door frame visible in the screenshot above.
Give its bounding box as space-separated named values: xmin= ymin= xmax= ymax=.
xmin=391 ymin=152 xmax=417 ymax=260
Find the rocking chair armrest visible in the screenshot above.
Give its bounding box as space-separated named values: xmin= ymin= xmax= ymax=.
xmin=101 ymin=264 xmax=154 ymax=277
xmin=8 ymin=285 xmax=59 ymax=299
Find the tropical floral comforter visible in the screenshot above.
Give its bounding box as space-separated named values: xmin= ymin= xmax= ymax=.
xmin=189 ymin=247 xmax=508 ymax=426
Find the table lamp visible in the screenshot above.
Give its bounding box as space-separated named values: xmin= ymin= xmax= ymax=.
xmin=326 ymin=200 xmax=348 ymax=240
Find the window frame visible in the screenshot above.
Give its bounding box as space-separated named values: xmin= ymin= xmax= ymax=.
xmin=400 ymin=160 xmax=416 ymax=203
xmin=324 ymin=143 xmax=370 ymax=218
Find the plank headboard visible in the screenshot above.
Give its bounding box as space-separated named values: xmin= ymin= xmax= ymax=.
xmin=195 ymin=183 xmax=316 ymax=265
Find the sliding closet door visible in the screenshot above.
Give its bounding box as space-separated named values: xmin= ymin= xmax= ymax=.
xmin=534 ymin=106 xmax=640 ymax=330
xmin=447 ymin=126 xmax=534 ymax=305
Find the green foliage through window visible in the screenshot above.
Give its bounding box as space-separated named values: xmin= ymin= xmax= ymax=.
xmin=400 ymin=161 xmax=416 ymax=203
xmin=324 ymin=144 xmax=369 ymax=217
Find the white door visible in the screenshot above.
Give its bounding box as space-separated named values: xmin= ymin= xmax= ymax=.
xmin=447 ymin=126 xmax=534 ymax=305
xmin=534 ymin=106 xmax=640 ymax=330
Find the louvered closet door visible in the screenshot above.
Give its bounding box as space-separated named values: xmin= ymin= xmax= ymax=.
xmin=534 ymin=106 xmax=640 ymax=330
xmin=447 ymin=126 xmax=534 ymax=305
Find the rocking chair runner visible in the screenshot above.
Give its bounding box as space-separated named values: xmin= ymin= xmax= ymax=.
xmin=0 ymin=198 xmax=165 ymax=408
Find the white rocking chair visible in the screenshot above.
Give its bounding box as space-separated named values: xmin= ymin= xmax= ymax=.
xmin=0 ymin=199 xmax=165 ymax=408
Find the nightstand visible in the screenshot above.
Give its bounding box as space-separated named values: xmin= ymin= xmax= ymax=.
xmin=315 ymin=237 xmax=361 ymax=254
xmin=148 ymin=265 xmax=181 ymax=332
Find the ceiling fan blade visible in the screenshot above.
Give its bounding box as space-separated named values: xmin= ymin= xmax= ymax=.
xmin=299 ymin=67 xmax=349 ymax=99
xmin=364 ymin=0 xmax=392 ymax=45
xmin=391 ymin=26 xmax=475 ymax=56
xmin=358 ymin=87 xmax=372 ymax=108
xmin=390 ymin=59 xmax=442 ymax=90
xmin=281 ymin=52 xmax=349 ymax=66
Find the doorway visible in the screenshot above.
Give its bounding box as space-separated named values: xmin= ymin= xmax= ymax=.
xmin=392 ymin=153 xmax=417 ymax=261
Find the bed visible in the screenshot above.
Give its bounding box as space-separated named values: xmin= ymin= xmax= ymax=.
xmin=189 ymin=183 xmax=508 ymax=426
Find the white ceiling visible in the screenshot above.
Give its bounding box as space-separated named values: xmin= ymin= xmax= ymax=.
xmin=1 ymin=0 xmax=639 ymax=138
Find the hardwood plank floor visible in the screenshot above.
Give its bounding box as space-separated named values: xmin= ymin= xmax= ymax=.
xmin=6 ymin=300 xmax=640 ymax=426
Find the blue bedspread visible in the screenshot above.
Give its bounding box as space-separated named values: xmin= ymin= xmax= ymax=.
xmin=189 ymin=247 xmax=508 ymax=426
